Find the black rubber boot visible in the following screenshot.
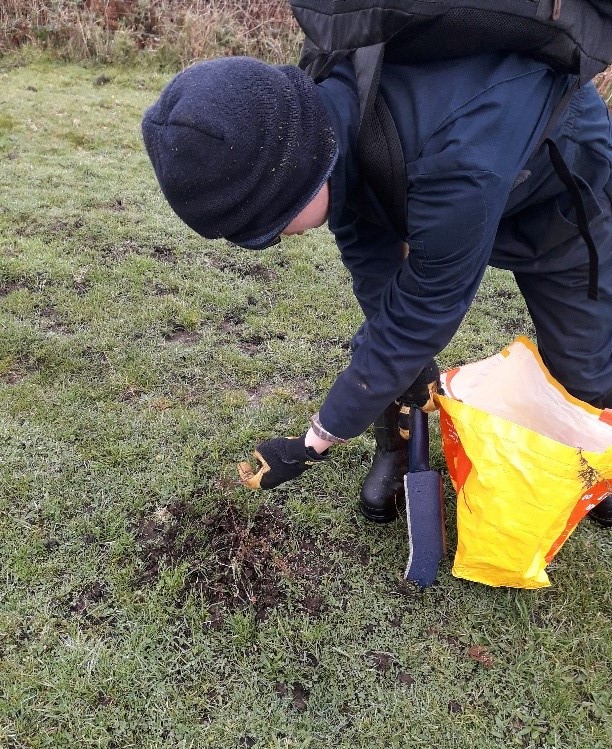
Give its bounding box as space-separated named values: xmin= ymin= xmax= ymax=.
xmin=589 ymin=495 xmax=612 ymax=527
xmin=588 ymin=390 xmax=611 ymax=528
xmin=359 ymin=402 xmax=408 ymax=523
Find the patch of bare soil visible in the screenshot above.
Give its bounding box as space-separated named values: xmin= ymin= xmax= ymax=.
xmin=151 ymin=245 xmax=175 ymax=263
xmin=245 ymin=383 xmax=277 ymax=404
xmin=133 ymin=500 xmax=370 ymax=624
xmin=68 ymin=580 xmax=108 ymax=617
xmin=72 ymin=268 xmax=90 ymax=295
xmin=236 ymin=331 xmax=287 ymax=356
xmin=0 ymin=354 xmax=30 ymax=384
xmin=275 ymin=681 xmax=310 ymax=712
xmin=502 ymin=318 xmax=528 ymax=337
xmin=117 ymin=384 xmax=144 ymax=402
xmin=208 ymin=256 xmax=278 ymax=281
xmin=152 ymin=285 xmax=175 ymax=297
xmin=219 ymin=311 xmax=245 ymax=334
xmin=163 ymin=325 xmax=200 ymax=345
xmin=40 ymin=305 xmax=71 ymax=335
xmin=1 ymin=369 xmax=25 ymax=385
xmin=103 ymin=239 xmax=141 ymax=261
xmin=0 ymin=281 xmax=26 ymax=296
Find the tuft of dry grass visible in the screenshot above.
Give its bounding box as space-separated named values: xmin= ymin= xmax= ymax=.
xmin=0 ymin=0 xmax=303 ymax=67
xmin=594 ymin=66 xmax=612 ymax=106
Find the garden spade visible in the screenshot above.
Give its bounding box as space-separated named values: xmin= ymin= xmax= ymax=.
xmin=403 ymin=407 xmax=446 ymax=588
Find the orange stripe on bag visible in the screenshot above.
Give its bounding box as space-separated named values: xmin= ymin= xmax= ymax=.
xmin=546 ymin=481 xmax=612 ymax=562
xmin=600 ymin=409 xmax=612 ymax=427
xmin=439 ymin=407 xmax=472 ymax=494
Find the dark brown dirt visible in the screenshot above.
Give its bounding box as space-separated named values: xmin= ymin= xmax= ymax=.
xmin=366 ymin=650 xmax=394 ymax=673
xmin=502 ymin=318 xmax=526 ymax=337
xmin=397 ymin=672 xmax=415 ymax=687
xmin=152 ymin=282 xmax=179 ymax=296
xmin=2 ymin=371 xmax=24 ymax=384
xmin=221 ymin=311 xmax=245 ymax=328
xmin=40 ymin=305 xmax=72 ymax=334
xmin=163 ymin=326 xmax=200 ymax=345
xmin=275 ymin=681 xmax=310 ymax=712
xmin=208 ymin=256 xmax=278 ymax=281
xmin=133 ymin=500 xmax=370 ymax=623
xmin=117 ymin=385 xmax=144 ymax=402
xmin=151 ymin=245 xmax=175 ymax=263
xmin=0 ymin=281 xmax=26 ymax=296
xmin=68 ymin=580 xmax=109 ymax=622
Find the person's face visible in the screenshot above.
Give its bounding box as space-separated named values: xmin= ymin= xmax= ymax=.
xmin=282 ymin=181 xmax=330 ymax=236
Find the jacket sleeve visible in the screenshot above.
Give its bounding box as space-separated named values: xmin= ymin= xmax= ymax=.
xmin=319 ymin=158 xmax=512 ymax=439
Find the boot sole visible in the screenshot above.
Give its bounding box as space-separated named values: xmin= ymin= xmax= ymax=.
xmin=359 ymin=501 xmax=405 ymax=524
xmin=588 ymin=511 xmax=612 ymax=528
xmin=588 ymin=493 xmax=612 ymax=528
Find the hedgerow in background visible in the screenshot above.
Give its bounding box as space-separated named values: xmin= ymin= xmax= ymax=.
xmin=0 ymin=0 xmax=302 ymax=66
xmin=1 ymin=0 xmax=612 ymax=100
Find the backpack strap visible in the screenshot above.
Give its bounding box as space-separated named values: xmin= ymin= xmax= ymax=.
xmin=352 ymin=44 xmax=408 ymax=235
xmin=545 ymin=137 xmax=600 ymax=301
xmin=300 ymin=39 xmax=407 ymax=234
xmin=534 ymin=78 xmax=578 ymax=153
xmin=353 ymin=44 xmax=385 ymax=127
xmin=299 ymin=36 xmax=348 ymax=81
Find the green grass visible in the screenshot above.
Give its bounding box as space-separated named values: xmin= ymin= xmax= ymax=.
xmin=0 ymin=51 xmax=611 ymax=749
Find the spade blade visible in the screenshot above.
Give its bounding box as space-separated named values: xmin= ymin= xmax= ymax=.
xmin=405 ymin=469 xmax=445 ymax=588
xmin=404 ymin=408 xmax=446 ymax=588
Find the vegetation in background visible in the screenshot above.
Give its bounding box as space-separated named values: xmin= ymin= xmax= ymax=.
xmin=0 ymin=0 xmax=302 ymax=67
xmin=0 ymin=55 xmax=610 ymax=748
xmin=596 ymin=66 xmax=612 ymax=106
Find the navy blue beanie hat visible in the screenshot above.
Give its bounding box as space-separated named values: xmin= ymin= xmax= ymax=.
xmin=141 ymin=57 xmax=338 ymax=249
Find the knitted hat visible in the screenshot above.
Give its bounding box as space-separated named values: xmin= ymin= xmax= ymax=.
xmin=141 ymin=57 xmax=338 ymax=249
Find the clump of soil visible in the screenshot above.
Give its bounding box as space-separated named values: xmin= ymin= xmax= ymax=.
xmin=0 ymin=281 xmax=26 ymax=296
xmin=163 ymin=326 xmax=200 ymax=345
xmin=208 ymin=256 xmax=278 ymax=281
xmin=69 ymin=580 xmax=108 ymax=617
xmin=133 ymin=500 xmax=369 ymax=623
xmin=151 ymin=245 xmax=175 ymax=263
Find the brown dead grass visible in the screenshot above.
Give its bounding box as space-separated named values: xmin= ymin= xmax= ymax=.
xmin=594 ymin=66 xmax=612 ymax=105
xmin=0 ymin=0 xmax=302 ymax=66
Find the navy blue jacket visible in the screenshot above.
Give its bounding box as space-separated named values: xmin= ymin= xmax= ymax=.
xmin=314 ymin=53 xmax=611 ymax=439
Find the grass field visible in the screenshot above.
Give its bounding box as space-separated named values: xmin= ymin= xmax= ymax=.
xmin=0 ymin=52 xmax=611 ymax=749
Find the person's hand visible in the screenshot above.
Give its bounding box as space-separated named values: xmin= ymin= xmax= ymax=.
xmin=396 ymin=360 xmax=442 ymax=438
xmin=238 ymin=434 xmax=328 ymax=490
xmin=398 ymin=359 xmax=441 ymax=410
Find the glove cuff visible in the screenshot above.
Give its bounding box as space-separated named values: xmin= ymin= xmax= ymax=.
xmin=310 ymin=412 xmax=347 ymax=444
xmin=304 ymin=443 xmax=329 ymax=463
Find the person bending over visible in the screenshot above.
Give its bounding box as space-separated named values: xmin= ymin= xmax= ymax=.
xmin=141 ymin=53 xmax=612 ymax=527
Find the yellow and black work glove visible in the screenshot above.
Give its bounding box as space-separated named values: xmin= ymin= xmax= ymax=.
xmin=397 ymin=359 xmax=442 ymax=439
xmin=238 ymin=434 xmax=328 ymax=490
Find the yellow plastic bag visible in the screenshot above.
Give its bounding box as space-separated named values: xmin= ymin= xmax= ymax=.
xmin=438 ymin=337 xmax=612 ymax=589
